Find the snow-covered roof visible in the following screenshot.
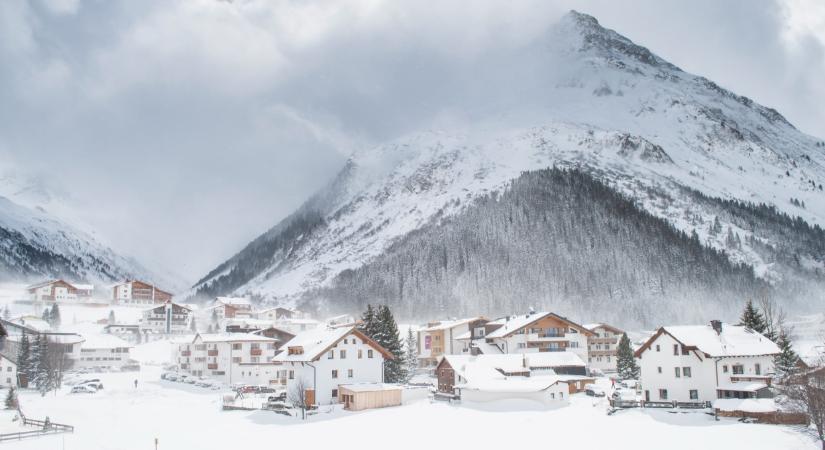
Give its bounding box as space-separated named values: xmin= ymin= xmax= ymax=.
xmin=454 ymin=331 xmax=472 ymax=340
xmin=472 ymin=341 xmax=504 ymax=354
xmin=273 ymin=326 xmax=392 ymax=362
xmin=442 ymin=353 xmax=585 ymax=391
xmin=195 ymin=333 xmax=277 ymax=343
xmin=73 ymin=284 xmax=94 ymax=291
xmin=420 ymin=317 xmax=481 ymax=332
xmin=215 ymin=297 xmax=252 ymax=306
xmin=716 ymin=382 xmax=769 ymax=393
xmin=638 ymin=322 xmax=780 ymax=358
xmin=339 ymin=383 xmax=402 ymax=393
xmin=713 ymin=398 xmax=777 ymax=413
xmin=583 ymin=323 xmax=623 ymax=334
xmin=485 ymin=312 xmax=592 ymax=338
xmin=81 ymin=333 xmax=133 ymax=349
xmin=11 ymin=316 xmax=51 ymax=332
xmin=524 ymin=352 xmax=586 ymax=368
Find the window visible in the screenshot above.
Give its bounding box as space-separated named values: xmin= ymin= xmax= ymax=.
xmin=332 ymin=389 xmax=338 ymax=398
xmin=659 ymin=389 xmax=668 ymax=400
xmin=683 ymin=367 xmax=692 ymax=378
xmin=340 ymin=350 xmax=347 ymax=359
xmin=655 ymin=345 xmax=660 ymax=352
xmin=368 ymin=350 xmax=374 ymax=358
xmin=358 ymin=349 xmax=363 ymax=359
xmin=657 ymin=366 xmax=662 ymax=374
xmin=559 ymin=391 xmax=564 ymax=399
xmin=251 ymin=357 xmax=259 ymax=363
xmin=755 ymin=363 xmax=761 ymax=375
xmin=348 ymin=369 xmax=353 ymax=378
xmin=5 ymin=367 xmax=10 ymax=372
xmin=689 ymin=390 xmax=698 ymax=400
xmin=673 ymin=344 xmax=679 ymax=355
xmin=328 ymin=351 xmax=334 ymax=359
xmin=551 ymin=393 xmax=555 ymax=399
xmin=675 ymin=367 xmax=681 ymax=378
xmin=681 ymin=346 xmax=689 ymax=356
xmin=288 ymin=370 xmax=294 ymax=380
xmin=569 ymin=342 xmax=579 ymax=348
xmin=517 ymin=343 xmax=527 ymax=349
xmin=606 ymin=356 xmax=610 ymax=363
xmin=332 ymin=370 xmax=338 ymax=379
xmin=343 ymin=338 xmax=348 ymax=344
xmin=232 ymin=357 xmax=241 ymax=363
xmin=732 ymin=365 xmax=744 ymax=375
xmin=722 ymin=365 xmax=729 ymax=373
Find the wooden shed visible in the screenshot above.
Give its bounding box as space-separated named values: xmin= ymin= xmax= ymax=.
xmin=338 ymin=383 xmax=402 ymax=411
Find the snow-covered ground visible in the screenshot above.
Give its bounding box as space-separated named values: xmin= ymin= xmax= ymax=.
xmin=1 ymin=367 xmax=816 ymax=450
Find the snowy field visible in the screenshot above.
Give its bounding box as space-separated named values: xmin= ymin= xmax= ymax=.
xmin=3 ymin=364 xmax=818 ymax=450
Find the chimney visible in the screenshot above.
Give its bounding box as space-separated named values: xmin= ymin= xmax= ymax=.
xmin=710 ymin=320 xmax=722 ymax=334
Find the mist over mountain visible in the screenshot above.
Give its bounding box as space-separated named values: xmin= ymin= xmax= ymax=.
xmin=191 ymin=11 xmax=825 ymax=326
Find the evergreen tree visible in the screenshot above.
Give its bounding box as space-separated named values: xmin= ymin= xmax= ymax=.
xmin=775 ymin=328 xmax=800 ymax=379
xmin=49 ymin=304 xmax=61 ymax=329
xmin=33 ymin=335 xmax=55 ymax=396
xmin=360 ymin=305 xmax=405 ymax=383
xmin=359 ymin=304 xmax=378 ymax=338
xmin=404 ymin=327 xmax=418 ymax=382
xmin=16 ymin=333 xmax=31 ymax=388
xmin=739 ymin=299 xmax=767 ymax=334
xmin=616 ymin=333 xmax=639 ymax=380
xmin=2 ymin=306 xmax=10 ymax=320
xmin=4 ymin=387 xmax=17 ymax=410
xmin=41 ymin=308 xmax=50 ymax=324
xmin=108 ymin=310 xmax=116 ymax=325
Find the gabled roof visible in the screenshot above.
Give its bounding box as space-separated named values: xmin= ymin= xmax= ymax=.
xmin=193 ymin=332 xmax=278 ymax=343
xmin=273 ymin=326 xmax=394 ymax=362
xmin=583 ymin=323 xmax=624 ymax=334
xmin=215 ymin=297 xmax=252 ymax=307
xmin=485 ymin=312 xmax=594 ymax=338
xmin=420 ymin=317 xmax=485 ymax=332
xmin=439 ymin=355 xmax=566 ymax=393
xmin=634 ymin=322 xmax=780 ymax=358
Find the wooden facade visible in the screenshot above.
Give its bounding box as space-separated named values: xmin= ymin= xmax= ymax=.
xmin=436 ymin=358 xmax=456 ymax=394
xmin=339 ymin=385 xmax=402 ymax=411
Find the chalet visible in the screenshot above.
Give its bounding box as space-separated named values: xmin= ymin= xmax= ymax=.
xmin=175 ymin=333 xmax=280 ymax=385
xmin=27 ymin=279 xmax=92 ymax=302
xmin=583 ymin=323 xmax=624 ymax=373
xmin=0 ymin=353 xmax=17 ymax=388
xmin=272 ymin=317 xmax=322 ymax=335
xmin=251 ymin=326 xmax=295 ymax=349
xmin=140 ymin=301 xmax=192 ymax=334
xmin=417 ymin=317 xmax=488 ymax=367
xmin=75 ymin=334 xmax=134 ymax=371
xmin=104 ymin=324 xmax=141 ymax=342
xmin=635 ymin=320 xmax=780 ymax=403
xmin=435 ymin=354 xmax=571 ymax=406
xmin=208 ymin=297 xmax=254 ymax=320
xmin=256 ymin=307 xmax=306 ymax=321
xmin=112 ymin=280 xmax=173 ymax=306
xmin=482 ymin=311 xmax=593 ymax=363
xmin=273 ymin=326 xmax=394 ymax=406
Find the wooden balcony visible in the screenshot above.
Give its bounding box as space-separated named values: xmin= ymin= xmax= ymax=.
xmin=207 ymin=363 xmax=218 ymax=370
xmin=250 ymin=348 xmax=262 ymax=356
xmin=208 ymin=350 xmax=219 ymax=356
xmin=181 ymin=351 xmax=191 ymax=356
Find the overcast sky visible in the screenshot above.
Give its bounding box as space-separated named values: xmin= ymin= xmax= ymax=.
xmin=1 ymin=0 xmax=823 ymax=283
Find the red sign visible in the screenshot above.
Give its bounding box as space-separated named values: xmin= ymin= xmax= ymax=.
xmin=424 ymin=335 xmax=431 ymax=350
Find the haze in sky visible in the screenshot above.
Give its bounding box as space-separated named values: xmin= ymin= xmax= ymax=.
xmin=1 ymin=0 xmax=823 ymax=283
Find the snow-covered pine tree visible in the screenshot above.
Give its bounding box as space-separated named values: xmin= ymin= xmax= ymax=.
xmin=16 ymin=333 xmax=31 ymax=388
xmin=41 ymin=308 xmax=50 ymax=324
xmin=2 ymin=306 xmax=10 ymax=320
xmin=775 ymin=328 xmax=800 ymax=380
xmin=616 ymin=333 xmax=639 ymax=380
xmin=33 ymin=335 xmax=55 ymax=396
xmin=359 ymin=304 xmax=378 ymax=338
xmin=49 ymin=304 xmax=61 ymax=329
xmin=376 ymin=305 xmax=406 ymax=383
xmin=739 ymin=299 xmax=767 ymax=334
xmin=404 ymin=327 xmax=418 ymax=382
xmin=4 ymin=387 xmax=17 ymax=410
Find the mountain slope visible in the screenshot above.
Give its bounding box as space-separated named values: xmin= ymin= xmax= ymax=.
xmin=192 ymin=11 xmax=825 ymax=324
xmin=0 ymin=195 xmax=157 ymax=286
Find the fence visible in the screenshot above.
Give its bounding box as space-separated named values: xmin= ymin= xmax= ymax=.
xmin=609 ymin=399 xmax=711 ymax=409
xmin=715 ymin=409 xmax=809 ymax=425
xmin=0 ymin=415 xmax=74 ymax=442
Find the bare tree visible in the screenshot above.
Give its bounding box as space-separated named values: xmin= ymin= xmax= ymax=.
xmin=785 ymin=370 xmax=825 ymax=450
xmin=287 ymin=378 xmax=311 ymax=420
xmin=758 ymin=295 xmax=786 ymax=342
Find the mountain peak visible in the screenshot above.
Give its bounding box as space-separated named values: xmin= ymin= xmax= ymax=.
xmin=558 ymin=10 xmax=680 ymax=72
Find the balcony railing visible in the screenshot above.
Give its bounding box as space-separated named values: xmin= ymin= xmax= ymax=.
xmin=207 ymin=364 xmax=218 ymax=370
xmin=250 ymin=348 xmax=262 ymax=356
xmin=181 ymin=351 xmax=191 ymax=356
xmin=538 ymin=348 xmax=565 ymax=352
xmin=208 ymin=350 xmax=219 ymax=356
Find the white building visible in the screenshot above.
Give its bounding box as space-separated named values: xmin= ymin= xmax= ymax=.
xmin=635 ymin=320 xmax=780 ymax=403
xmin=271 ymin=317 xmax=322 ymax=335
xmin=417 ymin=317 xmax=488 ymax=366
xmin=112 ymin=280 xmax=173 ymax=306
xmin=174 ymin=333 xmax=280 ymax=385
xmin=27 ymin=280 xmax=92 ymax=302
xmin=583 ymin=323 xmax=624 ymax=373
xmin=273 ymin=326 xmax=393 ymax=406
xmin=0 ymin=354 xmax=17 ymax=388
xmin=75 ymin=334 xmax=134 ymax=371
xmin=140 ymin=302 xmax=192 ymax=335
xmin=483 ymin=312 xmax=593 ymax=364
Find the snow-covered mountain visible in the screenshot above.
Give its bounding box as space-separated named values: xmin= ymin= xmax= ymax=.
xmin=192 ymin=11 xmax=825 ymax=324
xmin=0 ymin=172 xmax=164 ymax=288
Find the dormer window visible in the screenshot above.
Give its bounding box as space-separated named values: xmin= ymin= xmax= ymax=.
xmin=288 ymin=346 xmax=304 ymax=355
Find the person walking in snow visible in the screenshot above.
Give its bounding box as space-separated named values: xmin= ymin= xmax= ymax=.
xmin=134 ymin=379 xmax=138 ymax=389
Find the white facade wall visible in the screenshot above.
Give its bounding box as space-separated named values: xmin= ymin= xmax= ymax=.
xmin=637 ymin=333 xmax=777 ymax=403
xmin=175 ymin=338 xmax=279 ymax=385
xmin=74 ymin=347 xmax=132 ymax=371
xmin=0 ymin=357 xmax=17 ymax=388
xmin=280 ymin=338 xmax=385 ymax=405
xmin=490 ymin=331 xmax=588 ymax=362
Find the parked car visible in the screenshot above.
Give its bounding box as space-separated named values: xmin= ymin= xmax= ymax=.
xmin=585 ymin=384 xmax=605 ymax=397
xmin=234 ymin=385 xmax=257 ymax=394
xmin=81 ymin=381 xmax=104 ymax=390
xmin=255 ymin=386 xmax=278 ymax=394
xmin=195 ymin=380 xmax=212 ymax=388
xmin=164 ymin=373 xmax=179 ymax=382
xmin=267 ymin=391 xmax=287 ymax=403
xmin=176 ymin=375 xmax=190 ymax=383
xmin=184 ymin=377 xmax=197 ymax=384
xmin=71 ymin=384 xmax=98 ymax=394
xmin=620 ymin=379 xmax=638 ymax=390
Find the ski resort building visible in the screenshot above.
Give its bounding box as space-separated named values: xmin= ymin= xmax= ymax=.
xmin=0 ymin=353 xmax=17 ymax=388
xmin=435 ymin=354 xmax=575 ymax=406
xmin=635 ymin=321 xmax=780 ymax=403
xmin=273 ymin=326 xmax=394 ymax=406
xmin=140 ymin=301 xmax=192 ymax=335
xmin=583 ymin=323 xmax=624 ymax=373
xmin=417 ymin=317 xmax=489 ymax=367
xmin=75 ymin=334 xmax=134 ymax=371
xmin=206 ymin=297 xmax=254 ymax=321
xmin=112 ymin=280 xmax=173 ymax=306
xmin=481 ymin=312 xmax=593 ymax=363
xmin=255 ymin=307 xmax=307 ymax=321
xmin=27 ymin=279 xmax=93 ymax=302
xmin=175 ymin=333 xmax=280 ymax=385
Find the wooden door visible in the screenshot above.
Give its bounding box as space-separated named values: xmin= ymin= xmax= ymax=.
xmin=305 ymin=389 xmax=315 ymax=406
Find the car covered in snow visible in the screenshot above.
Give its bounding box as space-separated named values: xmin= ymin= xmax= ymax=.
xmin=585 ymin=384 xmax=605 ymax=397
xmin=71 ymin=384 xmax=98 ymax=394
